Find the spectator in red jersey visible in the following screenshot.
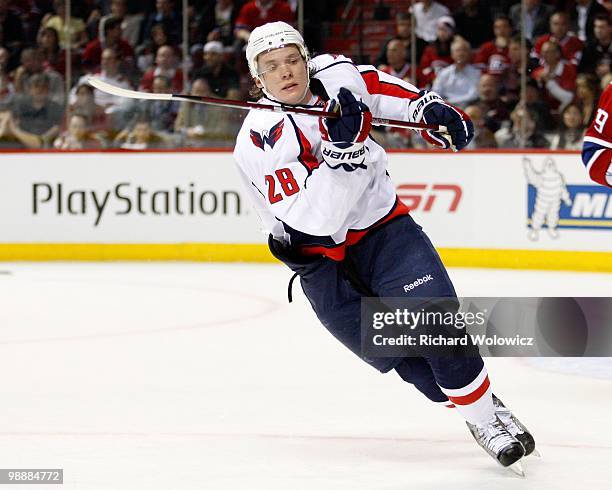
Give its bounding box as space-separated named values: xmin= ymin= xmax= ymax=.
xmin=378 ymin=38 xmax=413 ymax=84
xmin=578 ymin=13 xmax=611 ymax=76
xmin=139 ymin=44 xmax=184 ymax=93
xmin=533 ymin=12 xmax=584 ymax=66
xmin=532 ymin=40 xmax=577 ymax=112
xmin=234 ymin=0 xmax=295 ymax=43
xmin=453 ymin=0 xmax=493 ymax=49
xmin=82 ymin=17 xmax=135 ymax=74
xmin=376 ymin=12 xmax=427 ymax=68
xmin=418 ymin=15 xmax=455 ymax=87
xmin=474 ymin=14 xmax=512 ymax=76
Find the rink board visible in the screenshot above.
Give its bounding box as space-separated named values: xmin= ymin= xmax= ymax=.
xmin=0 ymin=149 xmax=610 ymax=271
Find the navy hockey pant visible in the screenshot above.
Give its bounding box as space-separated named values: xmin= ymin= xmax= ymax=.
xmin=269 ymin=214 xmax=484 ymax=403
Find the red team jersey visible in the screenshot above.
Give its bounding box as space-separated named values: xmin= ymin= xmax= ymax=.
xmin=473 ymin=41 xmax=511 ymax=75
xmin=533 ymin=34 xmax=584 ymax=65
xmin=582 ymin=82 xmax=612 ymax=187
xmin=235 ymin=1 xmax=295 ymax=32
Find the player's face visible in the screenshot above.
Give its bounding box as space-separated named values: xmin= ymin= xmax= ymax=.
xmin=256 ymin=46 xmax=310 ymax=105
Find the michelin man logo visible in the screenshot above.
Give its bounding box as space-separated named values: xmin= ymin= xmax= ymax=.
xmin=523 ymin=157 xmax=572 ymax=240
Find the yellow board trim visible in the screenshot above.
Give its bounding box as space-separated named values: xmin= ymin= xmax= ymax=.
xmin=0 ymin=244 xmax=610 ymax=272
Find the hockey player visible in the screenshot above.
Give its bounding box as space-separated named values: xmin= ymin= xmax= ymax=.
xmin=233 ymin=21 xmax=535 ymax=471
xmin=582 ymin=81 xmax=612 ymax=187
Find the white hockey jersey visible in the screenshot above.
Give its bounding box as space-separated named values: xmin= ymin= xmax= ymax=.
xmin=233 ymin=54 xmax=425 ymax=260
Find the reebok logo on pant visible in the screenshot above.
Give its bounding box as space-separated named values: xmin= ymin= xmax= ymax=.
xmin=403 ymin=274 xmax=433 ymax=292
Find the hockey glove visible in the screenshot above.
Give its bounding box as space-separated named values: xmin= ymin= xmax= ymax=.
xmin=319 ymin=87 xmax=372 ymax=171
xmin=411 ymin=90 xmax=474 ymax=151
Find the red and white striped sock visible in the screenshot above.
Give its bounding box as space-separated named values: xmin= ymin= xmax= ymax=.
xmin=438 ymin=366 xmax=494 ymax=426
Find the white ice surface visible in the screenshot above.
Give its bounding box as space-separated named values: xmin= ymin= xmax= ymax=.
xmin=0 ymin=263 xmax=611 ymax=489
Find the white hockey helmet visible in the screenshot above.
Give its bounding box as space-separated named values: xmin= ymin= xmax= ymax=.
xmin=246 ymin=21 xmax=310 ymax=79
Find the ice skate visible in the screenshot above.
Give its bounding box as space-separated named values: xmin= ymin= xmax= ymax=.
xmin=466 ymin=414 xmax=525 ymax=475
xmin=493 ymin=394 xmax=538 ymax=457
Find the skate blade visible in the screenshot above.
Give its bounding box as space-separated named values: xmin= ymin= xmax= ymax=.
xmin=531 ymin=448 xmax=542 ymax=458
xmin=507 ymin=460 xmax=525 ymax=477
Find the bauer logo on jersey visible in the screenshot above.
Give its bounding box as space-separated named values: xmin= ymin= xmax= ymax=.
xmin=250 ymin=119 xmax=284 ymax=151
xmin=524 ymin=157 xmax=612 ymax=239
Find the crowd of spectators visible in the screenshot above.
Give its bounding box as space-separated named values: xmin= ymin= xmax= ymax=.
xmin=0 ymin=0 xmax=609 ymax=150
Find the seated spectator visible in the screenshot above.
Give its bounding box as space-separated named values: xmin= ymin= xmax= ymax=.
xmin=575 ymin=73 xmax=601 ymax=126
xmin=524 ymin=78 xmax=555 ymax=131
xmin=82 ymin=16 xmax=135 ymax=74
xmin=532 ymin=40 xmax=577 ymax=112
xmin=500 ymin=36 xmax=539 ymax=109
xmin=129 ymin=75 xmax=178 ymax=133
xmin=548 ymin=103 xmax=586 ymax=150
xmin=453 ymin=0 xmax=493 ymax=49
xmin=509 ymin=0 xmax=554 ymax=43
xmin=140 ymin=0 xmax=182 ymax=46
xmin=74 ymin=47 xmax=132 ymax=117
xmin=418 ymin=15 xmax=455 ymax=87
xmin=136 ymin=23 xmax=172 ymax=74
xmin=53 ymin=113 xmax=104 ymax=149
xmin=431 ymin=36 xmax=481 ymax=109
xmin=412 ymin=0 xmax=450 ymax=43
xmin=67 ymin=83 xmax=109 ymax=135
xmin=578 ymin=14 xmax=611 ymax=76
xmin=1 ymin=73 xmax=63 ymax=148
xmin=192 ymin=40 xmax=240 ymax=99
xmin=375 ymin=12 xmax=426 ymax=67
xmin=0 ymin=46 xmax=14 ymax=109
xmin=139 ymin=44 xmax=184 ymax=93
xmin=234 ymin=0 xmax=295 ymax=43
xmin=569 ymin=0 xmax=608 ymax=43
xmin=197 ymin=0 xmax=241 ymax=46
xmin=474 ymin=14 xmax=512 ymax=76
xmin=98 ymin=0 xmax=144 ymax=48
xmin=464 ymin=104 xmax=497 ymax=148
xmin=174 ymin=77 xmax=239 ymax=147
xmin=37 ymin=26 xmax=69 ymax=74
xmin=378 ymin=38 xmax=413 ymax=84
xmin=495 ymin=103 xmax=550 ymax=148
xmin=42 ymin=0 xmax=88 ymax=50
xmin=0 ymin=0 xmax=26 ymax=70
xmin=114 ymin=116 xmax=170 ymax=149
xmin=533 ymin=12 xmax=584 ymax=66
xmin=476 ymin=73 xmax=510 ymax=132
xmin=13 ymin=48 xmax=64 ymax=106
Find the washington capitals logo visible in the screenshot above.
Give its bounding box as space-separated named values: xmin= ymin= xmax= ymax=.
xmin=250 ymin=119 xmax=284 ymax=150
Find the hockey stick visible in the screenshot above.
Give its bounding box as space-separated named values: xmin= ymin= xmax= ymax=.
xmin=87 ymin=77 xmax=447 ymax=132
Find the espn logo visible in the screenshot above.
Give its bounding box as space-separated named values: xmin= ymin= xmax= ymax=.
xmin=397 ymin=184 xmax=462 ymax=213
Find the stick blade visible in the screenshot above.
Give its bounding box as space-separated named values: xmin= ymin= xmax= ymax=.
xmin=87 ymin=77 xmax=173 ymax=101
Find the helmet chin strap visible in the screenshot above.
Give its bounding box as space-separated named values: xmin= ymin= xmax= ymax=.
xmin=257 ymin=61 xmax=312 ymax=105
